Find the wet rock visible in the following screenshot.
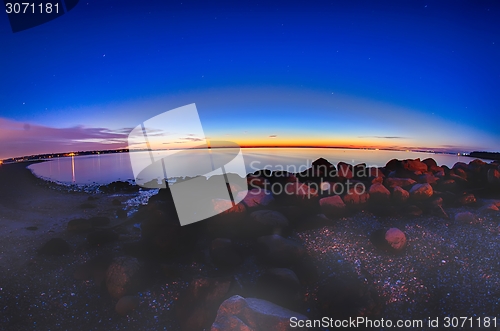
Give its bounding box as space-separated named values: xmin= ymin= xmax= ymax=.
xmin=392 ymin=186 xmax=409 ymax=204
xmin=79 ymin=202 xmax=96 ymax=209
xmin=87 ymin=229 xmax=119 ymax=246
xmin=256 ymin=235 xmax=306 ymax=267
xmin=210 ymin=238 xmax=243 ymax=267
xmin=38 ymin=238 xmax=71 ymax=256
xmin=26 ymin=226 xmax=38 ymax=231
xmin=105 ymin=257 xmax=143 ymax=299
xmin=211 ymin=295 xmax=308 ymax=331
xmin=409 ymin=183 xmax=433 ymax=200
xmin=177 ymin=277 xmax=234 ymax=331
xmin=112 ymin=199 xmax=122 ymax=206
xmin=384 ymin=178 xmax=416 ymax=189
xmin=115 ymin=296 xmax=140 ymax=316
xmin=320 ymin=195 xmax=347 ymax=218
xmin=67 ymin=218 xmax=92 ymax=233
xmin=368 ymin=183 xmax=391 ymax=204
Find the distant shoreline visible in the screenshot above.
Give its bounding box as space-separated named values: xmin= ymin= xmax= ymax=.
xmin=2 ymin=146 xmax=494 ymax=165
xmin=469 ymin=151 xmax=500 ymax=161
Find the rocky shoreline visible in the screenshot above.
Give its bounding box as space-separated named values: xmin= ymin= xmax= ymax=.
xmin=0 ymin=157 xmax=499 ymax=330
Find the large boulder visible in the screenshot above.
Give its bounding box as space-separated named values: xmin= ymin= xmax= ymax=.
xmin=342 ymin=188 xmax=370 ymax=207
xmin=402 ymin=159 xmax=428 ymax=172
xmin=368 ymin=183 xmax=391 ymax=204
xmin=392 ymin=186 xmax=409 ymax=204
xmin=211 ymin=295 xmax=308 ymax=331
xmin=337 ymin=162 xmax=354 ymax=179
xmin=409 ymin=183 xmax=433 ymax=200
xmin=385 ymin=159 xmax=403 ymax=171
xmin=105 ymin=257 xmax=143 ymax=299
xmin=299 ymin=158 xmax=337 ymax=180
xmin=422 ymin=158 xmax=438 ymax=169
xmin=320 ymin=195 xmax=347 ymax=218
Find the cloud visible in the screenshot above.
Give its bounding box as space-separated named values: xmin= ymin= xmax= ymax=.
xmin=269 ymin=135 xmax=277 ymax=138
xmin=0 ymin=118 xmax=129 ymax=159
xmin=358 ymin=136 xmax=407 ymax=139
xmin=179 ymin=136 xmax=203 ymax=142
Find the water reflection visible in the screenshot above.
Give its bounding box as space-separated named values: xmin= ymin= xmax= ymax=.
xmin=28 ymin=148 xmax=484 ymax=186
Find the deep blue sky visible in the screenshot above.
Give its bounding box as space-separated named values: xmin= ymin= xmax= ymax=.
xmin=1 ymin=0 xmax=499 ymax=158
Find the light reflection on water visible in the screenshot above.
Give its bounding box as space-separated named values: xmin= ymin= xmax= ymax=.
xmin=28 ymin=148 xmax=482 ymax=186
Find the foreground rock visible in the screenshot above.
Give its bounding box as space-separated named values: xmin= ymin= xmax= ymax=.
xmin=319 ymin=195 xmax=346 ymax=218
xmin=105 ymin=257 xmax=143 ymax=299
xmin=177 ymin=277 xmax=234 ymax=331
xmin=409 ymin=183 xmax=433 ymax=200
xmin=370 ymin=228 xmax=407 ymax=253
xmin=211 ymin=295 xmax=308 ymax=331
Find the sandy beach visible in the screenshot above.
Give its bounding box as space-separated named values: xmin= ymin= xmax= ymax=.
xmin=0 ymin=159 xmax=499 ymax=331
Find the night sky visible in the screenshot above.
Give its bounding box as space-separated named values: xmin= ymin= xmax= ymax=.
xmin=1 ymin=0 xmax=499 ymax=159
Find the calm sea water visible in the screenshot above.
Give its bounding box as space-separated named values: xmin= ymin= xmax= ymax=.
xmin=28 ymin=148 xmax=483 ymax=185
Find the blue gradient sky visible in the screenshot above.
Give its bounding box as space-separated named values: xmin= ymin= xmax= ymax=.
xmin=1 ymin=0 xmax=499 ymax=158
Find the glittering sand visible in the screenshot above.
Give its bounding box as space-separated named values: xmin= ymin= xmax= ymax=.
xmin=0 ymin=162 xmax=499 ymax=330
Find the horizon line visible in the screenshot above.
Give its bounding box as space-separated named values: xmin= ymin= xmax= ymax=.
xmin=2 ymin=145 xmax=499 ymax=163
